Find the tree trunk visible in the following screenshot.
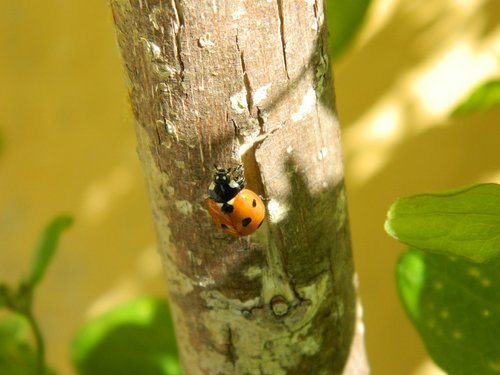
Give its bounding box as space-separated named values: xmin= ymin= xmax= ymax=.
xmin=111 ymin=0 xmax=369 ymax=374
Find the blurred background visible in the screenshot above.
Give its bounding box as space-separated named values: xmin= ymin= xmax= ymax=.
xmin=0 ymin=0 xmax=499 ymax=374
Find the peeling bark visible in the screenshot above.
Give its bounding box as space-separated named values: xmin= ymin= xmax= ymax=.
xmin=111 ymin=0 xmax=369 ymax=374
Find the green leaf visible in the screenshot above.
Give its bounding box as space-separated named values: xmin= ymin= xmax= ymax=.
xmin=24 ymin=215 xmax=74 ymax=289
xmin=325 ymin=0 xmax=371 ymax=60
xmin=451 ymin=79 xmax=500 ymax=117
xmin=385 ymin=183 xmax=500 ymax=263
xmin=72 ymin=297 xmax=181 ymax=375
xmin=397 ymin=248 xmax=500 ymax=375
xmin=0 ymin=314 xmax=56 ymax=375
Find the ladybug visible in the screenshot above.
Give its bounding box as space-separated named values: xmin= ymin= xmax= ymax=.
xmin=207 ymin=165 xmax=265 ymax=236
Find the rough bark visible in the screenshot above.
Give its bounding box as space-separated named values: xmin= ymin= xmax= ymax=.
xmin=111 ymin=0 xmax=369 ymax=374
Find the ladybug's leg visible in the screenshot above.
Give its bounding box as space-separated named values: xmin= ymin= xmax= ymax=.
xmin=220 ymin=224 xmax=241 ymax=236
xmin=232 ymin=164 xmax=246 ymax=189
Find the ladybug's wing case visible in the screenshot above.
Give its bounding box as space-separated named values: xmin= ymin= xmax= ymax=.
xmin=231 ymin=189 xmax=266 ymax=236
xmin=207 ymin=199 xmax=240 ymax=236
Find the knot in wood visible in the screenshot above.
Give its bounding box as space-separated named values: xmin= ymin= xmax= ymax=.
xmin=241 ymin=309 xmax=253 ymax=320
xmin=270 ymin=295 xmax=289 ymax=317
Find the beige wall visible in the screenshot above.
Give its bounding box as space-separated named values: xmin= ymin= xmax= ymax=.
xmin=0 ymin=0 xmax=498 ymax=374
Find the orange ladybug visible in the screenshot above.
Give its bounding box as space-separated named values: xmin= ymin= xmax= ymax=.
xmin=207 ymin=166 xmax=265 ymax=236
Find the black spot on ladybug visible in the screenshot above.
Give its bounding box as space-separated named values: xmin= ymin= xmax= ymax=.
xmin=257 ymin=219 xmax=264 ymax=229
xmin=242 ymin=217 xmax=252 ymax=227
xmin=252 ymin=199 xmax=257 ymax=207
xmin=222 ymin=203 xmax=234 ymax=213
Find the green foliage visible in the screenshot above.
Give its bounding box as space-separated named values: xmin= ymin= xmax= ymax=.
xmin=397 ymin=249 xmax=500 ymax=375
xmin=325 ymin=0 xmax=371 ymax=60
xmin=72 ymin=297 xmax=181 ymax=375
xmin=24 ymin=215 xmax=74 ymax=289
xmin=0 ymin=214 xmax=73 ymax=375
xmin=387 ymin=184 xmax=500 ymax=374
xmin=385 ymin=183 xmax=500 ymax=263
xmin=451 ymin=79 xmax=500 ymax=117
xmin=0 ymin=314 xmax=55 ymax=375
xmin=0 ymin=314 xmax=40 ymax=375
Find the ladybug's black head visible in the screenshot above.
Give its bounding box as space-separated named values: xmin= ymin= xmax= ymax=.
xmin=209 ymin=165 xmax=245 ymax=202
xmin=213 ymin=167 xmax=231 ymax=185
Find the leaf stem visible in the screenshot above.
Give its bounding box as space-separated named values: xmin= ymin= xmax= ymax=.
xmin=26 ymin=311 xmax=45 ymax=375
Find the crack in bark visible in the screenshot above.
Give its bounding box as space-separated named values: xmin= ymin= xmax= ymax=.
xmin=230 ymin=117 xmax=239 ymax=138
xmin=234 ymin=30 xmax=296 ymax=314
xmin=154 ymin=124 xmax=165 ymax=172
xmin=226 ymin=325 xmax=237 ymax=368
xmin=235 ymin=26 xmax=296 ymax=317
xmin=171 ymin=0 xmax=185 ymax=80
xmin=276 ymin=0 xmax=289 ymax=80
xmin=235 ymin=31 xmax=254 ymax=116
xmin=313 ymin=0 xmax=321 ymax=34
xmin=256 ymin=107 xmax=265 ymax=131
xmin=240 ymin=52 xmax=254 ymax=116
xmin=313 ymin=0 xmax=319 ymax=21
